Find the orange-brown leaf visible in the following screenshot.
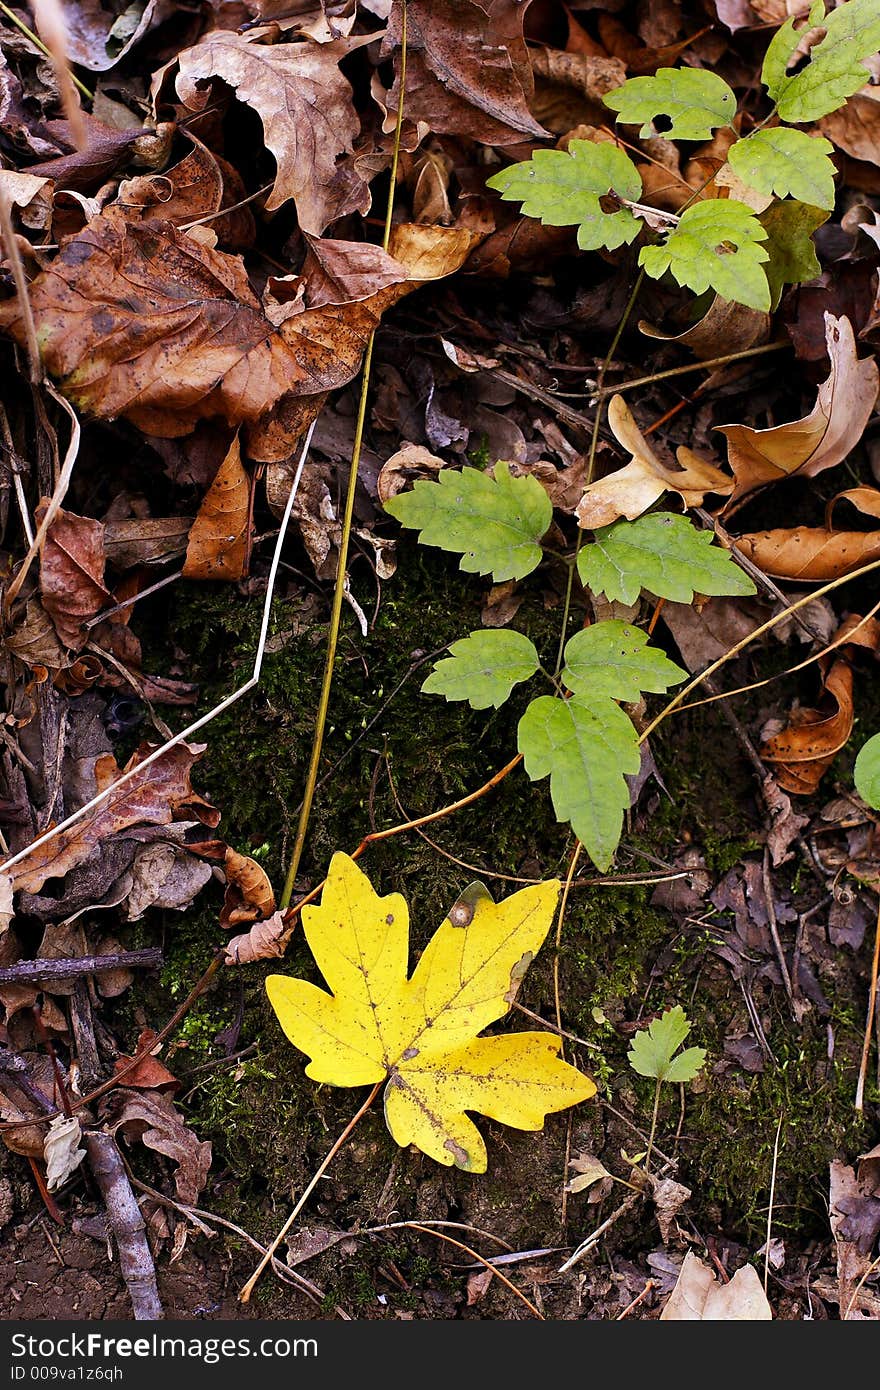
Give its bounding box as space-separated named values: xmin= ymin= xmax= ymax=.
xmin=220 ymin=847 xmax=276 ymax=930
xmin=733 ymin=527 xmax=880 ymax=580
xmin=761 ymin=659 xmax=853 ymax=795
xmin=182 ymin=434 xmax=250 ymax=581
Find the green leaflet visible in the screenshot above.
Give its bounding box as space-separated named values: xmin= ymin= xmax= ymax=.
xmin=763 ymin=0 xmax=880 ymax=124
xmin=421 ymin=630 xmax=540 ymax=710
xmin=384 ymin=462 xmax=551 ymax=583
xmin=517 ymin=694 xmax=640 ymax=871
xmin=627 ymin=1006 xmax=706 ymax=1083
xmin=758 ymin=200 xmax=827 ymax=310
xmin=727 ymin=128 xmax=836 ymax=209
xmin=854 ymin=732 xmax=880 ymax=810
xmin=562 ymin=620 xmax=685 ymax=704
xmin=639 ymin=200 xmax=771 ymax=312
xmin=604 ymin=67 xmax=736 ymax=140
xmin=578 ymin=514 xmax=757 ymax=605
xmin=485 ymin=141 xmax=643 ymax=252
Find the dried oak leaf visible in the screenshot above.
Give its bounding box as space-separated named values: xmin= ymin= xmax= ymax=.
xmin=7 ymin=741 xmax=219 ymax=896
xmin=0 ymin=208 xmax=407 ymax=436
xmin=103 ymin=1087 xmax=211 ymax=1206
xmin=718 ymin=315 xmax=879 ymax=508
xmin=172 ymin=29 xmax=373 ymax=234
xmin=182 ymin=432 xmax=250 ymax=581
xmin=830 ymin=1157 xmax=880 ymax=1316
xmin=380 ymin=0 xmax=548 ymax=145
xmin=577 ymin=394 xmax=732 ymax=529
xmin=761 ymin=658 xmax=853 ymax=795
xmin=38 ymin=504 xmax=111 ymax=651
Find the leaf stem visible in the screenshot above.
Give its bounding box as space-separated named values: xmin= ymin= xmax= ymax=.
xmin=277 ymin=1 xmax=408 ymax=911
xmin=645 ymin=1076 xmax=662 ymax=1174
xmin=592 ymin=339 xmax=789 ymax=400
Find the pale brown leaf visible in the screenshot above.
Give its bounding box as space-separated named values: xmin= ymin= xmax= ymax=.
xmin=183 ymin=433 xmax=250 ymax=581
xmin=734 ymin=527 xmax=880 ymax=581
xmin=104 ymin=1088 xmax=211 ymax=1206
xmin=224 ymin=910 xmax=288 ymax=965
xmin=661 ymin=1251 xmax=772 ymax=1319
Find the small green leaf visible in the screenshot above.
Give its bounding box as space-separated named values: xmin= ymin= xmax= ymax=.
xmin=384 ymin=462 xmax=552 ymax=583
xmin=758 ymin=200 xmax=827 ymax=310
xmin=854 ymin=732 xmax=880 ymax=810
xmin=421 ymin=630 xmax=541 ymax=710
xmin=639 ymin=200 xmax=771 ymax=311
xmin=578 ymin=514 xmax=758 ymax=605
xmin=627 ymin=1006 xmax=706 ymax=1082
xmin=727 ymin=129 xmax=836 ymax=209
xmin=763 ymin=0 xmax=880 ymax=124
xmin=604 ymin=67 xmax=737 ymax=140
xmin=562 ymin=620 xmax=685 ymax=704
xmin=517 ymin=694 xmax=640 ymax=871
xmin=485 ymin=141 xmax=643 ymax=252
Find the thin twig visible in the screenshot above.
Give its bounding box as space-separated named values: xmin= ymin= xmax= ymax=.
xmin=855 ymin=896 xmax=880 ymax=1112
xmin=764 ymin=1114 xmax=784 ymax=1295
xmin=593 ymin=341 xmax=789 ymax=400
xmin=0 ymin=949 xmax=163 ymax=985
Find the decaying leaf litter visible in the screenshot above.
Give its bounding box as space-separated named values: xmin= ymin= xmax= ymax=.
xmin=0 ymin=0 xmax=879 ymax=1322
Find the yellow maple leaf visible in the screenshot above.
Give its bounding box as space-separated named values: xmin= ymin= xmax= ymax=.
xmin=266 ymin=852 xmax=596 ymax=1172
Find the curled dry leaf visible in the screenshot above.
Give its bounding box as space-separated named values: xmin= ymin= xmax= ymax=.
xmin=761 ymin=658 xmax=853 ymax=795
xmin=224 ymin=910 xmax=287 ymax=965
xmin=172 ymin=30 xmax=373 ymax=234
xmin=651 ymin=1175 xmax=692 ymax=1244
xmin=38 ymin=505 xmax=111 ymax=651
xmin=0 ymin=873 xmax=14 ymax=936
xmin=718 ymin=315 xmax=879 ymax=508
xmin=103 ymin=1087 xmax=211 ymax=1206
xmin=661 ymin=1251 xmax=772 ymax=1319
xmin=639 ymin=292 xmax=771 ymax=361
xmin=377 ymin=443 xmax=445 ymax=506
xmin=577 ymin=394 xmax=732 ymax=529
xmin=44 ymin=1114 xmax=86 ymax=1191
xmin=220 ymin=846 xmax=276 ymax=930
xmin=182 ymin=433 xmax=250 ymax=582
xmin=830 ymin=1157 xmax=880 ymax=1317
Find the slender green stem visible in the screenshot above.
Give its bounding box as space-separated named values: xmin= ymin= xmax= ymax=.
xmin=645 ymin=1077 xmax=662 ymax=1174
xmin=0 ymin=3 xmax=93 ymax=99
xmin=278 ymin=2 xmax=408 ymax=911
xmin=593 ymin=339 xmax=789 ymax=400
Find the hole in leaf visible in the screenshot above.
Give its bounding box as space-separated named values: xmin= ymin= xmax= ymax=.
xmin=653 ymin=114 xmax=673 ymax=134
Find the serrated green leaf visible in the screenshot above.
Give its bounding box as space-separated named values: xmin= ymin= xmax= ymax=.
xmin=384 ymin=462 xmax=552 ymax=583
xmin=421 ymin=630 xmax=541 ymax=710
xmin=562 ymin=621 xmax=685 ymax=704
xmin=728 ymin=129 xmax=836 ymax=209
xmin=485 ymin=141 xmax=643 ymax=252
xmin=758 ymin=200 xmax=827 ymax=310
xmin=517 ymin=694 xmax=640 ymax=870
xmin=578 ymin=514 xmax=758 ymax=605
xmin=854 ymin=732 xmax=880 ymax=809
xmin=627 ymin=1005 xmax=705 ymax=1082
xmin=639 ymin=200 xmax=771 ymax=311
xmin=763 ymin=0 xmax=880 ymax=124
xmin=604 ymin=68 xmax=737 ymax=140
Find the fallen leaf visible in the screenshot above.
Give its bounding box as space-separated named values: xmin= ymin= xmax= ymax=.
xmin=124 ymin=842 xmax=214 ymax=921
xmin=220 ymin=846 xmax=276 ymax=929
xmin=39 ymin=505 xmax=111 ymax=651
xmin=7 ymin=741 xmax=219 ymax=896
xmin=266 ymin=853 xmax=595 ymax=1171
xmin=103 ymin=517 xmax=193 ymax=570
xmin=762 ymin=775 xmax=810 ymax=866
xmin=113 ymin=1028 xmax=179 ymax=1094
xmin=377 ymin=442 xmax=446 ymax=506
xmin=577 ymin=394 xmax=732 ymax=528
xmin=661 ymin=1250 xmax=772 ymax=1319
xmin=565 ymin=1151 xmax=613 ymax=1196
xmin=830 ymin=1157 xmax=880 ymax=1318
xmin=718 ymin=315 xmax=879 ymax=508
xmin=0 ymin=168 xmax=52 ymax=231
xmin=761 ymin=658 xmax=853 ymax=795
xmin=224 ymin=911 xmax=287 ymax=966
xmin=660 ymin=595 xmax=766 ymax=672
xmin=379 ymin=0 xmax=547 ymax=145
xmin=172 ymin=30 xmax=372 ymax=233
xmin=819 ymin=86 xmax=880 ymax=165
xmin=651 ymin=1175 xmax=692 ymax=1244
xmin=43 ymin=1114 xmax=86 ymax=1191
xmin=639 ymin=292 xmax=771 ymax=361
xmin=103 ymin=1087 xmax=211 ymax=1206
xmin=0 ymin=874 xmax=13 ymax=936
xmin=65 ymin=0 xmax=177 ymax=71
xmin=733 ymin=527 xmax=880 ymax=581
xmin=182 ymin=433 xmax=250 ymax=581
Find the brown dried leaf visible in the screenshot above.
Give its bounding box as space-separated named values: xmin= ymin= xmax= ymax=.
xmin=173 ymin=30 xmax=372 ymax=233
xmin=39 ymin=505 xmax=111 ymax=651
xmin=64 ymin=0 xmax=177 ymax=71
xmin=651 ymin=1176 xmax=692 ymax=1244
xmin=113 ymin=1028 xmax=180 ymax=1095
xmin=577 ymin=395 xmax=732 ymax=528
xmin=830 ymin=1158 xmax=880 ymax=1317
xmin=718 ymin=316 xmax=879 ymax=508
xmin=762 ymin=775 xmax=809 ymax=866
xmin=761 ymin=659 xmax=853 ymax=795
xmin=640 ymin=293 xmax=771 ymax=361
xmin=380 ymin=0 xmax=547 ymax=145
xmin=182 ymin=433 xmax=250 ymax=581
xmin=661 ymin=1251 xmax=772 ymax=1319
xmin=103 ymin=517 xmax=192 ymax=570
xmin=8 ymin=741 xmax=219 ymax=896
xmin=224 ymin=910 xmax=287 ymax=965
xmin=819 ymin=87 xmax=880 ymax=166
xmin=104 ymin=1088 xmax=211 ymax=1206
xmin=734 ymin=527 xmax=880 ymax=581
xmin=377 ymin=443 xmax=445 ymax=506
xmin=220 ymin=846 xmax=276 ymax=929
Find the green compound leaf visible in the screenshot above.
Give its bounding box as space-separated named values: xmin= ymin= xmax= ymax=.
xmin=854 ymin=732 xmax=880 ymax=810
xmin=578 ymin=513 xmax=758 ymax=606
xmin=639 ymin=200 xmax=771 ymax=311
xmin=421 ymin=630 xmax=541 ymax=710
xmin=758 ymin=200 xmax=827 ymax=310
xmin=727 ymin=128 xmax=836 ymax=209
xmin=604 ymin=67 xmax=737 ymax=140
xmin=518 ymin=694 xmax=640 ymax=871
xmin=485 ymin=140 xmax=643 ymax=252
xmin=627 ymin=1006 xmax=706 ymax=1083
xmin=562 ymin=621 xmax=685 ymax=704
xmin=763 ymin=0 xmax=880 ymax=124
xmin=384 ymin=461 xmax=552 ymax=583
